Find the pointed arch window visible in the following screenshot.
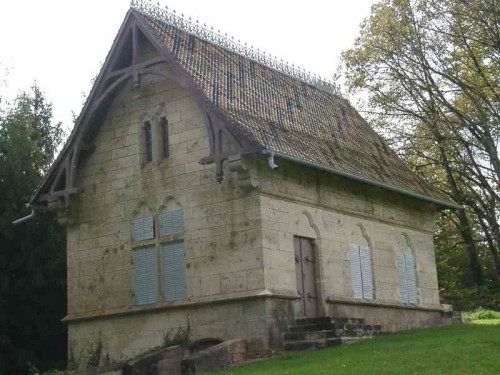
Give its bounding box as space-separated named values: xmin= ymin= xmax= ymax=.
xmin=144 ymin=121 xmax=153 ymax=162
xmin=159 ymin=207 xmax=186 ymax=301
xmin=349 ymin=244 xmax=374 ymax=300
xmin=397 ymin=235 xmax=418 ymax=304
xmin=160 ymin=117 xmax=169 ymax=159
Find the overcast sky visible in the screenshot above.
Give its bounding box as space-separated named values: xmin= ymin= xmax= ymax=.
xmin=0 ymin=0 xmax=376 ymax=130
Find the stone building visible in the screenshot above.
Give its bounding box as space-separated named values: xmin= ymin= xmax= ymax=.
xmin=30 ymin=1 xmax=458 ymax=363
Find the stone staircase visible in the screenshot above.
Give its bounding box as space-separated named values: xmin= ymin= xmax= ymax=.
xmin=283 ymin=317 xmax=381 ymax=351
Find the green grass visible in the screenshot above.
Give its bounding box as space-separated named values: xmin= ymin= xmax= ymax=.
xmin=216 ymin=321 xmax=500 ymax=375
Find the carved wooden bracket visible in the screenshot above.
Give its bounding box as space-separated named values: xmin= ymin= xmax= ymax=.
xmin=200 ymin=111 xmax=260 ymax=183
xmin=34 ymin=19 xmax=166 ymax=216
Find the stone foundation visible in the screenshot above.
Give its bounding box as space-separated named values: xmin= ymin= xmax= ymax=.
xmin=327 ymin=299 xmax=444 ymax=331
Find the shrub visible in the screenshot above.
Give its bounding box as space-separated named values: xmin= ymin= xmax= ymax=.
xmin=463 ymin=307 xmax=500 ymax=320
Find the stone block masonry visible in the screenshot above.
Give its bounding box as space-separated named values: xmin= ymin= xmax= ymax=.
xmin=66 ymin=59 xmax=444 ymax=367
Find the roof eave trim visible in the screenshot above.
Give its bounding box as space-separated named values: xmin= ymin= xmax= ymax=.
xmin=263 ymin=150 xmax=461 ymax=210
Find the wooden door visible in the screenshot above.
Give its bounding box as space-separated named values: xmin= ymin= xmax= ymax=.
xmin=294 ymin=236 xmax=319 ymax=318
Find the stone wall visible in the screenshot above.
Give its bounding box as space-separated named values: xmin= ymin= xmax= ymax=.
xmin=65 ymin=56 xmax=444 ymax=365
xmin=66 ymin=63 xmax=266 ymax=363
xmin=253 ymin=157 xmax=442 ymax=327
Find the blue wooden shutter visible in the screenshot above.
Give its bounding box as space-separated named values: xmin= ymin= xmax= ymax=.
xmin=405 ymin=254 xmax=418 ymax=304
xmin=349 ymin=244 xmax=363 ymax=299
xmin=360 ymin=246 xmax=374 ymax=299
xmin=398 ymin=254 xmax=409 ymax=303
xmin=143 ymin=216 xmax=154 ymax=240
xmin=134 ymin=247 xmax=158 ymax=305
xmin=133 ymin=216 xmax=154 ymax=241
xmin=133 ymin=218 xmax=145 ymax=241
xmin=162 ymin=241 xmax=186 ymax=301
xmin=160 ymin=210 xmax=184 ymax=236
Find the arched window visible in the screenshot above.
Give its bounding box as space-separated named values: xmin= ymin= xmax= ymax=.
xmin=130 ymin=200 xmax=187 ymax=306
xmin=143 ymin=121 xmax=153 ymax=162
xmin=349 ymin=224 xmax=374 ymax=300
xmin=397 ymin=234 xmax=418 ymax=304
xmin=159 ymin=200 xmax=186 ymax=302
xmin=131 ymin=204 xmax=156 ymax=305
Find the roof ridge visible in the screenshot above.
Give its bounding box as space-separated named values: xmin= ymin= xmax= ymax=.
xmin=130 ymin=0 xmax=342 ymax=97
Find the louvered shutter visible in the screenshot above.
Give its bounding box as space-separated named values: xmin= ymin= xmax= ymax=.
xmin=398 ymin=254 xmax=409 ymax=303
xmin=162 ymin=241 xmax=186 ymax=301
xmin=160 ymin=210 xmax=184 ymax=236
xmin=133 ymin=216 xmax=154 ymax=241
xmin=349 ymin=244 xmax=363 ymax=299
xmin=133 ymin=247 xmax=158 ymax=305
xmin=405 ymin=254 xmax=418 ymax=304
xmin=360 ymin=246 xmax=374 ymax=299
xmin=133 ymin=218 xmax=145 ymax=241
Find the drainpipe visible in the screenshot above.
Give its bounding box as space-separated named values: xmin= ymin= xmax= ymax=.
xmin=263 ymin=150 xmax=279 ymax=170
xmin=12 ymin=208 xmax=36 ymax=225
xmin=261 ymin=149 xmax=461 ymax=210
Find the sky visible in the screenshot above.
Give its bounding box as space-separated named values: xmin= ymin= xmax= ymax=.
xmin=0 ymin=0 xmax=376 ymax=131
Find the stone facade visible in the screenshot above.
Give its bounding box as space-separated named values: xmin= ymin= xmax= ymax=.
xmin=65 ymin=62 xmax=443 ymax=365
xmin=256 ymin=158 xmax=442 ymax=331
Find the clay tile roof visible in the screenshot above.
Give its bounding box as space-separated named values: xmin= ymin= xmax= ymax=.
xmin=135 ymin=10 xmax=453 ymax=206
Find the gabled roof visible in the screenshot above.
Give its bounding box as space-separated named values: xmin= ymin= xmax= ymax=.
xmin=134 ymin=8 xmax=456 ymax=208
xmin=30 ymin=4 xmax=458 ymax=210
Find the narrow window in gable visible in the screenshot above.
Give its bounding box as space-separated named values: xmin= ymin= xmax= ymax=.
xmin=144 ymin=121 xmax=153 ymax=162
xmin=160 ymin=117 xmax=169 ymax=159
xmin=349 ymin=244 xmax=374 ymax=300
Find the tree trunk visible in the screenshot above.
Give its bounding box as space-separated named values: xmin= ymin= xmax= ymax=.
xmin=455 ymin=208 xmax=483 ymax=285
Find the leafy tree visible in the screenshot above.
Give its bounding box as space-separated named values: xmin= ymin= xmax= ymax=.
xmin=341 ymin=0 xmax=500 ymax=296
xmin=0 ymin=84 xmax=66 ymax=374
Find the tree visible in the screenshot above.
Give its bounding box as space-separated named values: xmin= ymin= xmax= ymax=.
xmin=0 ymin=84 xmax=66 ymax=374
xmin=341 ymin=0 xmax=500 ymax=292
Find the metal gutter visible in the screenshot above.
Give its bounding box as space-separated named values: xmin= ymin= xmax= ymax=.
xmin=262 ymin=150 xmax=461 ymax=210
xmin=12 ymin=209 xmax=36 ymax=225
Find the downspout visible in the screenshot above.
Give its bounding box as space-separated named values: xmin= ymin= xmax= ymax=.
xmin=12 ymin=208 xmax=36 ymax=225
xmin=261 ymin=149 xmax=461 ymax=210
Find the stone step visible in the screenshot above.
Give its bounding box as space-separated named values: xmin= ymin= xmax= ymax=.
xmin=331 ymin=317 xmax=366 ymax=325
xmin=283 ymin=337 xmax=342 ymax=351
xmin=283 ymin=329 xmax=339 ymax=341
xmin=332 ymin=323 xmax=382 ymax=337
xmin=293 ymin=317 xmax=366 ymax=326
xmin=294 ymin=317 xmax=333 ymax=326
xmin=289 ymin=322 xmax=381 ymax=335
xmin=289 ymin=323 xmax=335 ymax=333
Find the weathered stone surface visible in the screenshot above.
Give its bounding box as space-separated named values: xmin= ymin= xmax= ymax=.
xmin=181 ymin=339 xmax=247 ymax=374
xmin=129 ymin=345 xmax=184 ymax=375
xmin=66 ymin=51 xmax=444 ymax=367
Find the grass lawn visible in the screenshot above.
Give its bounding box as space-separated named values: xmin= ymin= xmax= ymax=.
xmin=215 ymin=320 xmax=500 ymax=375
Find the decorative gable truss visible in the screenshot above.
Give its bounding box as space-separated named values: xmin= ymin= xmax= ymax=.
xmin=29 ymin=10 xmax=260 ymax=224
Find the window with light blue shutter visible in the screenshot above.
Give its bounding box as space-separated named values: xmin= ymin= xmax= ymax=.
xmin=349 ymin=244 xmax=363 ymax=299
xmin=160 ymin=210 xmax=184 ymax=236
xmin=405 ymin=254 xmax=418 ymax=304
xmin=398 ymin=254 xmax=408 ymax=303
xmin=161 ymin=241 xmax=186 ymax=301
xmin=350 ymin=244 xmax=374 ymax=299
xmin=360 ymin=246 xmax=374 ymax=299
xmin=133 ymin=247 xmax=158 ymax=305
xmin=398 ymin=253 xmax=418 ymax=304
xmin=133 ymin=216 xmax=154 ymax=241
